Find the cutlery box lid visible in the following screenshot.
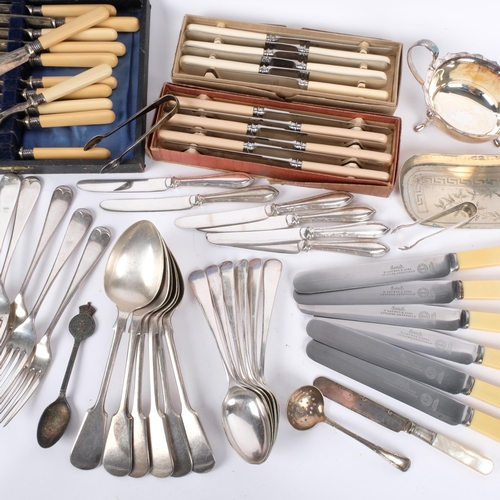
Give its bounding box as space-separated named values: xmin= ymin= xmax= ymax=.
xmin=171 ymin=14 xmax=403 ymax=116
xmin=0 ymin=0 xmax=150 ymax=174
xmin=147 ymin=82 xmax=401 ymax=198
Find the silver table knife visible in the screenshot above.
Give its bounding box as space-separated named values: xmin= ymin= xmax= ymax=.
xmin=175 ymin=191 xmax=352 ymax=228
xmin=293 ymin=279 xmax=500 ymax=305
xmin=306 ymin=339 xmax=500 ymax=443
xmin=293 ymin=244 xmax=500 ymax=293
xmin=306 ymin=317 xmax=500 ymax=368
xmin=77 ymin=172 xmax=254 ymax=193
xmin=206 ymin=221 xmax=391 ymax=246
xmin=297 ymin=303 xmax=500 ymax=332
xmin=307 ymin=318 xmax=500 ymax=407
xmin=200 ymin=205 xmax=375 ymax=233
xmin=99 ymin=186 xmax=278 ymax=212
xmin=313 ymin=376 xmax=493 ymax=475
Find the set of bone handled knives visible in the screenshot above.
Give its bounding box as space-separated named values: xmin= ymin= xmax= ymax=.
xmin=0 ymin=3 xmax=140 ymax=160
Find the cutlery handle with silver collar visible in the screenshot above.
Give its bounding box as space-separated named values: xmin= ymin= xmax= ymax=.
xmin=272 ymin=192 xmax=352 ymax=215
xmin=172 ymin=173 xmax=254 ymax=189
xmin=191 ymin=186 xmax=278 ymax=205
xmin=302 ymin=221 xmax=390 ymax=240
xmin=300 ymin=240 xmax=389 ymax=257
xmin=291 ymin=205 xmax=375 ymax=224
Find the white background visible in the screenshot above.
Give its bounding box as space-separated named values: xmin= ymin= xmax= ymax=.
xmin=2 ymin=0 xmax=500 ymax=498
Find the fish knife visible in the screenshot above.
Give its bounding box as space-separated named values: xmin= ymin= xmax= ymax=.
xmin=293 ymin=279 xmax=500 ymax=305
xmin=313 ymin=376 xmax=494 ymax=474
xmin=99 ymin=186 xmax=279 ymax=213
xmin=306 ymin=317 xmax=500 ymax=369
xmin=293 ymin=244 xmax=500 ymax=293
xmin=297 ymin=303 xmax=500 ymax=333
xmin=306 ymin=339 xmax=500 ymax=442
xmin=307 ymin=318 xmax=500 ymax=407
xmin=77 ymin=173 xmax=254 ymax=193
xmin=175 ymin=191 xmax=352 ymax=229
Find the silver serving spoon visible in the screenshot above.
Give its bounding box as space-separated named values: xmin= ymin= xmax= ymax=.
xmin=70 ymin=221 xmax=164 ymax=471
xmin=287 ymin=385 xmax=411 ymax=472
xmin=36 ymin=303 xmax=96 ymax=448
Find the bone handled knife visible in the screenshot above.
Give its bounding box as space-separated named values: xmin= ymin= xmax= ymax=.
xmin=313 ymin=376 xmax=494 ymax=475
xmin=293 ymin=244 xmax=500 ymax=293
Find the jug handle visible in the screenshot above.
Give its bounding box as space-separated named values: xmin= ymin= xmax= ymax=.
xmin=407 ymin=39 xmax=439 ymax=86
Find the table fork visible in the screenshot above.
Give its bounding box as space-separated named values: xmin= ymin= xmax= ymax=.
xmin=0 ymin=226 xmax=111 ymax=425
xmin=0 ymin=207 xmax=93 ymax=388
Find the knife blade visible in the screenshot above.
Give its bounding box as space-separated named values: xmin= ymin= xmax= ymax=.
xmin=293 ymin=279 xmax=500 ymax=305
xmin=182 ymin=39 xmax=391 ymax=71
xmin=76 ymin=173 xmax=254 ymax=193
xmin=306 ymin=339 xmax=500 ymax=442
xmin=209 ymin=240 xmax=390 ymax=257
xmin=175 ymin=191 xmax=352 ymax=229
xmin=313 ymin=376 xmax=494 ymax=474
xmin=200 ymin=205 xmax=375 ymax=232
xmin=307 ymin=318 xmax=500 ymax=407
xmin=206 ymin=221 xmax=391 ymax=246
xmin=99 ymin=186 xmax=279 ymax=213
xmin=0 ymin=6 xmax=110 ymax=77
xmin=297 ymin=303 xmax=500 ymax=332
xmin=181 ymin=44 xmax=388 ymax=88
xmin=304 ymin=317 xmax=500 ymax=368
xmin=293 ymin=244 xmax=500 ymax=293
xmin=179 ymin=56 xmax=390 ymax=101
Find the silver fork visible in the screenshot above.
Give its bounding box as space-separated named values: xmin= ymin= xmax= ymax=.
xmin=0 ymin=207 xmax=93 ymax=388
xmin=0 ymin=226 xmax=111 ymax=425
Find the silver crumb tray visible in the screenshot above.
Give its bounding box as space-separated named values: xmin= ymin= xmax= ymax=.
xmin=399 ymin=154 xmax=500 ymax=228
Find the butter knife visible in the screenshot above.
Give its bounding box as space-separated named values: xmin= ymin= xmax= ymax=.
xmin=77 ymin=173 xmax=254 ymax=193
xmin=99 ymin=186 xmax=279 ymax=212
xmin=313 ymin=376 xmax=494 ymax=475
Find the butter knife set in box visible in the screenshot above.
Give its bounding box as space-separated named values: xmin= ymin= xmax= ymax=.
xmin=147 ymin=15 xmax=403 ymax=197
xmin=0 ymin=0 xmax=150 ymax=173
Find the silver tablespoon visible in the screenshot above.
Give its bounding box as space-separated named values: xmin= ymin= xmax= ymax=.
xmin=287 ymin=385 xmax=411 ymax=472
xmin=70 ymin=221 xmax=164 ymax=471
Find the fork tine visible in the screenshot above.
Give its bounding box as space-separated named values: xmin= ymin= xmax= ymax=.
xmin=0 ymin=370 xmax=40 ymax=425
xmin=0 ymin=365 xmax=29 ymax=410
xmin=0 ymin=349 xmax=29 ymax=389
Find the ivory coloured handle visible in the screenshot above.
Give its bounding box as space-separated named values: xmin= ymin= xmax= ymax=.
xmin=38 ymin=28 xmax=118 ymax=42
xmin=470 ymin=379 xmax=500 ymax=408
xmin=457 ymin=246 xmax=500 ymax=270
xmin=482 ymin=348 xmax=500 ymax=370
xmin=307 ymin=80 xmax=390 ymax=101
xmin=47 ymin=41 xmax=126 ymax=56
xmin=37 ymin=98 xmax=113 ymax=114
xmin=39 ymin=75 xmax=117 ymax=89
xmin=468 ymin=311 xmax=500 ymax=332
xmin=37 ymin=52 xmax=118 ymax=68
xmin=462 ymin=281 xmax=500 ymax=300
xmin=38 ymin=110 xmax=115 ymax=128
xmin=469 ymin=410 xmax=500 ymax=442
xmin=29 ymin=147 xmax=111 ymax=160
xmin=301 ymin=161 xmax=390 ymax=181
xmin=37 ymin=84 xmax=112 ymax=100
xmin=177 ymin=95 xmax=255 ymax=117
xmin=168 ymin=114 xmax=251 ymax=135
xmin=40 ymin=4 xmax=117 ymax=17
xmin=158 ymin=129 xmax=242 ymax=152
xmin=65 ymin=16 xmax=140 ymax=32
xmin=304 ymin=142 xmax=392 ymax=167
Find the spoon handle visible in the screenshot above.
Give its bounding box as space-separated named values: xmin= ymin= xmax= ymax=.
xmin=58 ymin=339 xmax=81 ymax=397
xmin=163 ymin=315 xmax=216 ymax=474
xmin=324 ymin=416 xmax=411 ymax=472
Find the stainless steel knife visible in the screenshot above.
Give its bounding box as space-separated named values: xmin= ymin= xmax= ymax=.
xmin=297 ymin=303 xmax=500 ymax=332
xmin=306 ymin=339 xmax=500 ymax=442
xmin=293 ymin=244 xmax=500 ymax=294
xmin=220 ymin=240 xmax=390 ymax=257
xmin=306 ymin=317 xmax=500 ymax=369
xmin=313 ymin=376 xmax=494 ymax=474
xmin=76 ymin=172 xmax=254 ymax=193
xmin=174 ymin=191 xmax=352 ymax=229
xmin=307 ymin=318 xmax=500 ymax=407
xmin=293 ymin=279 xmax=500 ymax=305
xmin=206 ymin=221 xmax=391 ymax=246
xmin=99 ymin=186 xmax=279 ymax=213
xmin=200 ymin=205 xmax=376 ymax=232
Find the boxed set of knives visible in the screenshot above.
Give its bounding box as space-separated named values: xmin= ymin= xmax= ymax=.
xmin=147 ymin=15 xmax=403 ymax=197
xmin=0 ymin=0 xmax=150 ymax=173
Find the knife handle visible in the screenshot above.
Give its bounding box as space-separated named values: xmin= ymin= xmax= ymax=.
xmin=469 ymin=409 xmax=500 ymax=442
xmin=306 ymin=62 xmax=387 ymax=88
xmin=301 ymin=160 xmax=390 ymax=181
xmin=38 ymin=28 xmax=119 ymax=42
xmin=35 ymin=83 xmax=112 ymax=100
xmin=40 ymin=64 xmax=113 ymax=103
xmin=469 ymin=311 xmax=500 ymax=332
xmin=273 ymin=191 xmax=352 ymax=214
xmin=409 ymin=425 xmax=493 ymax=475
xmin=307 ymin=80 xmax=390 ymax=101
xmin=303 ymin=221 xmax=391 ymax=240
xmin=300 ymin=123 xmax=388 ymax=145
xmin=35 ymin=110 xmax=115 ymax=128
xmin=35 ymin=4 xmax=117 ymax=17
xmin=35 ymin=52 xmax=118 ymax=68
xmin=193 ymin=186 xmax=279 ymax=205
xmin=36 ymin=98 xmax=113 ymax=115
xmin=456 ymin=246 xmax=500 ymax=270
xmin=293 ymin=205 xmax=375 ymax=224
xmin=65 ymin=16 xmax=141 ymax=33
xmin=481 ymin=347 xmax=500 ymax=370
xmin=304 ymin=142 xmax=393 ymax=167
xmin=177 ymin=95 xmax=255 ymax=117
xmin=168 ymin=114 xmax=249 ymax=135
xmin=301 ymin=240 xmax=389 ymax=257
xmin=308 ymin=47 xmax=391 ymax=71
xmin=470 ymin=379 xmax=500 ymax=408
xmin=20 ymin=147 xmax=111 ymax=160
xmin=37 ymin=6 xmax=110 ymax=50
xmin=180 ymin=55 xmax=261 ymax=75
xmin=47 ymin=41 xmax=126 ymax=56
xmin=462 ymin=280 xmax=500 ymax=299
xmin=158 ymin=129 xmax=241 ymax=152
xmin=33 ymin=75 xmax=117 ymax=89
xmin=173 ymin=173 xmax=254 ymax=189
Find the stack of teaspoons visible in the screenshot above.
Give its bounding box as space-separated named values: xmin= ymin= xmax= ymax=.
xmin=0 ymin=4 xmax=140 ymax=161
xmin=0 ymin=173 xmax=111 ymax=426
